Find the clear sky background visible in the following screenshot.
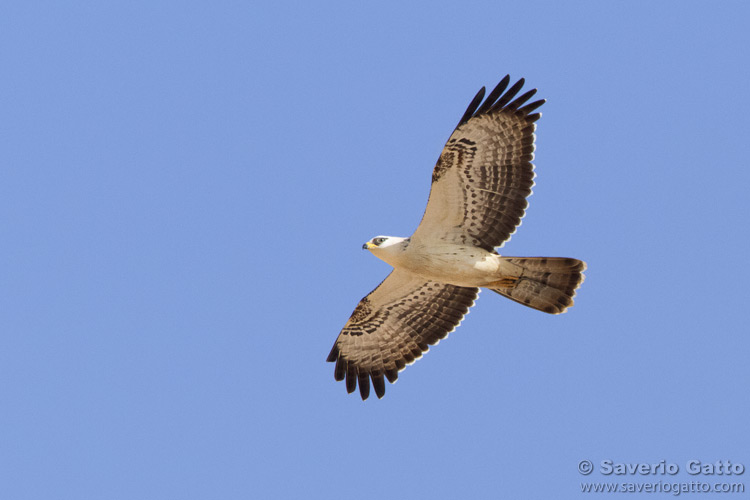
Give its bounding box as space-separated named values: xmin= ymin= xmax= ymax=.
xmin=2 ymin=2 xmax=749 ymax=499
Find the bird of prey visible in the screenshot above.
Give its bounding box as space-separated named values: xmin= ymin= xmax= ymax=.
xmin=327 ymin=75 xmax=586 ymax=400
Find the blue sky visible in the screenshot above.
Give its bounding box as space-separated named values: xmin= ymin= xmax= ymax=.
xmin=2 ymin=1 xmax=749 ymax=499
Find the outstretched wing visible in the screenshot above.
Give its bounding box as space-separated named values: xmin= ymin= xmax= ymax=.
xmin=326 ymin=269 xmax=478 ymax=400
xmin=410 ymin=75 xmax=544 ymax=252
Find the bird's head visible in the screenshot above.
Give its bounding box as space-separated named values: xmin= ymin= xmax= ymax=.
xmin=362 ymin=237 xmax=409 ymax=265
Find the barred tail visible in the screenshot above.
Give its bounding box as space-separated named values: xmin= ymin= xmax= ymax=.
xmin=489 ymin=257 xmax=586 ymax=314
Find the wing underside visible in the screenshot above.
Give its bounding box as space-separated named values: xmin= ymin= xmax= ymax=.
xmin=327 ymin=270 xmax=478 ymax=400
xmin=411 ymin=76 xmax=544 ymax=251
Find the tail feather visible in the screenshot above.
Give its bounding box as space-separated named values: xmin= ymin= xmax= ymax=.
xmin=489 ymin=257 xmax=586 ymax=314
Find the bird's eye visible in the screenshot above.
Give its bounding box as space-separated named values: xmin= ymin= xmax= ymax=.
xmin=375 ymin=237 xmax=387 ymax=245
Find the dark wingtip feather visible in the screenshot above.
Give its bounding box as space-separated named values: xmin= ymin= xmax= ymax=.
xmin=527 ymin=112 xmax=542 ymax=122
xmin=455 ymin=76 xmax=544 ymax=129
xmin=358 ymin=373 xmax=370 ymax=400
xmin=372 ymin=374 xmax=386 ymax=399
xmin=517 ymin=98 xmax=545 ymax=116
xmin=385 ymin=368 xmax=399 ymax=383
xmin=474 ymin=75 xmax=510 ymax=116
xmin=326 ymin=343 xmax=338 ymax=363
xmin=456 ymin=86 xmax=486 ymax=128
xmin=333 ymin=356 xmax=346 ymax=381
xmin=345 ymin=366 xmax=357 ymax=393
xmin=506 ymin=88 xmax=537 ymax=111
xmin=491 ymin=78 xmax=525 ymax=111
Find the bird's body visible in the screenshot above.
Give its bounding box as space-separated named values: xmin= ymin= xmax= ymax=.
xmin=327 ymin=75 xmax=586 ymax=400
xmin=368 ymin=237 xmax=517 ymax=288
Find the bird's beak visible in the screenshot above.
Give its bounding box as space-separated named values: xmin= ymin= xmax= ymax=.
xmin=363 ymin=242 xmax=374 ymax=250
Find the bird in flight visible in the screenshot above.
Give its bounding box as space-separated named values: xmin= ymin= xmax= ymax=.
xmin=327 ymin=75 xmax=586 ymax=400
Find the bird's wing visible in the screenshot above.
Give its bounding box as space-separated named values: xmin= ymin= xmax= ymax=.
xmin=410 ymin=76 xmax=544 ymax=251
xmin=327 ymin=269 xmax=478 ymax=400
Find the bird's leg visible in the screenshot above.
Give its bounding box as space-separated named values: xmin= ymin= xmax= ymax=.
xmin=486 ymin=277 xmax=520 ymax=288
